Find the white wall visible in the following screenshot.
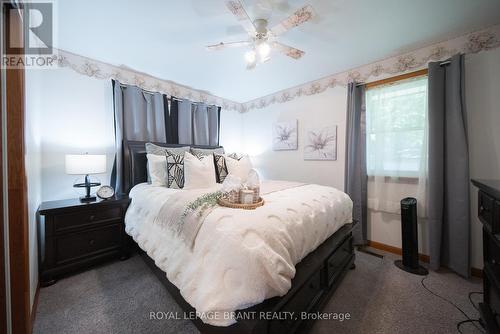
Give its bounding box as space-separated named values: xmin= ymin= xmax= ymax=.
xmin=33 ymin=68 xmax=115 ymax=201
xmin=241 ymin=87 xmax=347 ymax=190
xmin=466 ymin=47 xmax=500 ymax=269
xmin=219 ymin=109 xmax=244 ymax=153
xmin=25 ymin=69 xmax=42 ymax=307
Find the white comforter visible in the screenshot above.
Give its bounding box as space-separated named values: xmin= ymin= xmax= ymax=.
xmin=125 ymin=181 xmax=352 ymax=326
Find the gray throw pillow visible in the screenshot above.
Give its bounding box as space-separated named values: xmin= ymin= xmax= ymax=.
xmin=146 ymin=143 xmax=189 ymax=156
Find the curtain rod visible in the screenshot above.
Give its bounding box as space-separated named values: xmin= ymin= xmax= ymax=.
xmin=117 ymin=83 xmax=217 ymax=105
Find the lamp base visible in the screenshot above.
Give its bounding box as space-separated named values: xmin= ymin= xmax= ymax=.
xmin=73 ymin=174 xmax=100 ymax=203
xmin=79 ymin=195 xmax=97 ymax=202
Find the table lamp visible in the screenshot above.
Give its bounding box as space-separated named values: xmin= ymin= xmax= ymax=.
xmin=65 ymin=154 xmax=106 ymax=202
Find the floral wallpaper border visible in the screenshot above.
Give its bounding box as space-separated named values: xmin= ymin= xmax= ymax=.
xmin=54 ymin=24 xmax=500 ymax=113
xmin=54 ymin=49 xmax=242 ymax=112
xmin=240 ymin=24 xmax=500 ymax=112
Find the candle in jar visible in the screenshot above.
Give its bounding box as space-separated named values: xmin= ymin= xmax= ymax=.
xmin=240 ymin=189 xmax=253 ymax=204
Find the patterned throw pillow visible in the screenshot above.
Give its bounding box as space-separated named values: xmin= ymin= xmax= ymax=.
xmin=214 ymin=153 xmax=228 ymax=183
xmin=145 ymin=143 xmax=190 ymax=184
xmin=190 ymin=147 xmax=225 ymax=160
xmin=166 ymin=150 xmax=185 ymax=189
xmin=227 ymin=152 xmax=244 ymax=160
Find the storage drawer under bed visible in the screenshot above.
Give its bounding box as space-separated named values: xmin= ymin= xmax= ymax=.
xmin=325 ymin=235 xmax=353 ymax=286
xmin=268 ymin=234 xmax=354 ymax=334
xmin=268 ymin=269 xmax=323 ymax=333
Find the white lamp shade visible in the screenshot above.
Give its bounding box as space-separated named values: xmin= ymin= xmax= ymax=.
xmin=65 ymin=154 xmax=106 ymax=175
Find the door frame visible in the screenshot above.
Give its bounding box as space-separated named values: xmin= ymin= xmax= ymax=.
xmin=1 ymin=27 xmax=8 ymax=333
xmin=1 ymin=2 xmax=31 ymax=334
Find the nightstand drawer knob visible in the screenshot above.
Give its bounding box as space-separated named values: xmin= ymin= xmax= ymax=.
xmin=89 ymin=215 xmax=95 ymax=221
xmin=89 ymin=239 xmax=95 ymax=246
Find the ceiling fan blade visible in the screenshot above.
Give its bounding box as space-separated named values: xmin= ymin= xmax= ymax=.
xmin=206 ymin=41 xmax=251 ymax=51
xmin=225 ymin=1 xmax=256 ymax=34
xmin=270 ymin=4 xmax=315 ymax=36
xmin=272 ymin=42 xmax=305 ymax=59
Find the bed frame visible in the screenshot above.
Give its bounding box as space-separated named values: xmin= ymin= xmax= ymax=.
xmin=123 ymin=140 xmax=356 ymax=334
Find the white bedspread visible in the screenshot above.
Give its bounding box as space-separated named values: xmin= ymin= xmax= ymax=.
xmin=124 ymin=181 xmax=352 ymax=326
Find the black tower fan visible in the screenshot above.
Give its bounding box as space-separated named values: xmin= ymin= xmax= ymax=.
xmin=394 ymin=197 xmax=428 ymax=275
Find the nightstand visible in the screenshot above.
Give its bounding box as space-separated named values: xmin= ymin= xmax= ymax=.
xmin=37 ymin=195 xmax=131 ymax=286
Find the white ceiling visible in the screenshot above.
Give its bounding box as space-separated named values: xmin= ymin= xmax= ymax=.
xmin=55 ymin=0 xmax=500 ymax=102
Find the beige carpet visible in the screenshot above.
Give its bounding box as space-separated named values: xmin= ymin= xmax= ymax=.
xmin=34 ymin=250 xmax=483 ymax=334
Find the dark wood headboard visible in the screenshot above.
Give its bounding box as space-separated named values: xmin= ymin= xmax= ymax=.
xmin=123 ymin=140 xmax=223 ymax=193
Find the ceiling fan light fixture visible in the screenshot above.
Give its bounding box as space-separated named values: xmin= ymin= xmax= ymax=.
xmin=244 ymin=50 xmax=257 ymax=64
xmin=213 ymin=2 xmax=313 ymax=68
xmin=257 ymin=42 xmax=271 ymax=59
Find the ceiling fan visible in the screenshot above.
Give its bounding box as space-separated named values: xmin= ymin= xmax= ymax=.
xmin=206 ymin=1 xmax=316 ymax=70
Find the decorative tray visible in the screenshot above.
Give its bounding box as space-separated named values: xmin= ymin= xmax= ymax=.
xmin=217 ymin=197 xmax=264 ymax=210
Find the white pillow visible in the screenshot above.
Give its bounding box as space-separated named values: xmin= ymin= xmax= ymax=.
xmin=146 ymin=153 xmax=168 ymax=186
xmin=183 ymin=152 xmax=217 ymax=190
xmin=225 ymin=155 xmax=253 ymax=182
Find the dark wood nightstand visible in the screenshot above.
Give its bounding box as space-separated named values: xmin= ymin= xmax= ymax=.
xmin=471 ymin=179 xmax=500 ymax=333
xmin=37 ymin=195 xmax=131 ymax=286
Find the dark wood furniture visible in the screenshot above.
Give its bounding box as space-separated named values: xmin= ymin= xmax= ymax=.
xmin=37 ymin=195 xmax=131 ymax=286
xmin=124 ymin=140 xmax=356 ymax=334
xmin=472 ymin=179 xmax=500 ymax=333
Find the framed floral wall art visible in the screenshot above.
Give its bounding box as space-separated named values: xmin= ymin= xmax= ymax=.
xmin=272 ymin=120 xmax=298 ymax=150
xmin=304 ymin=125 xmax=337 ymax=160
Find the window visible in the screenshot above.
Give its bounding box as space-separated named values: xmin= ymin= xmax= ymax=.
xmin=366 ymin=75 xmax=428 ymax=178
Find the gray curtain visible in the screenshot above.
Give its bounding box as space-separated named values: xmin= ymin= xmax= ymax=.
xmin=428 ymin=54 xmax=470 ymax=278
xmin=345 ymin=82 xmax=367 ymax=245
xmin=178 ymin=99 xmax=220 ymax=146
xmin=111 ymin=80 xmax=169 ymax=194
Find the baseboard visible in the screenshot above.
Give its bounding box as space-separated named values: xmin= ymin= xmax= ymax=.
xmin=471 ymin=267 xmax=483 ymax=278
xmin=367 ymin=240 xmax=483 ymax=278
xmin=367 ymin=240 xmax=430 ymax=263
xmin=30 ymin=283 xmax=40 ymax=333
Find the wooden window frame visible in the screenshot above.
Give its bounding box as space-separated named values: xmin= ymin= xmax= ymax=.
xmin=366 ymin=69 xmax=428 ymax=90
xmin=365 ymin=69 xmax=429 ymax=181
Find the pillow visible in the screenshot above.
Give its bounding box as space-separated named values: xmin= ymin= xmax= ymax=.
xmin=146 ymin=154 xmax=168 ymax=186
xmin=166 ymin=150 xmax=185 ymax=189
xmin=225 ymin=155 xmax=253 ymax=182
xmin=190 ymin=147 xmax=225 ymax=160
xmin=183 ymin=152 xmax=217 ymax=190
xmin=146 ymin=142 xmax=190 ymax=156
xmin=214 ymin=153 xmax=229 ymax=183
xmin=146 ymin=143 xmax=189 ymax=183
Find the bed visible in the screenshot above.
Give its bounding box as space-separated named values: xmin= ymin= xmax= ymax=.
xmin=122 ymin=140 xmax=356 ymax=334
